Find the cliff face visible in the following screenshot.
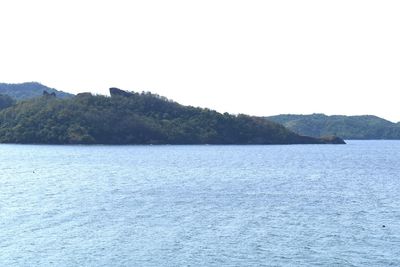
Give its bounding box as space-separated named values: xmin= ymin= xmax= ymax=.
xmin=0 ymin=88 xmax=345 ymax=145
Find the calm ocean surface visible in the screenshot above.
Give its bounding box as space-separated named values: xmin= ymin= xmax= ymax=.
xmin=0 ymin=141 xmax=400 ymax=266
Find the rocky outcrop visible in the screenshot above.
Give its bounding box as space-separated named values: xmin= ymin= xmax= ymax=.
xmin=43 ymin=91 xmax=56 ymax=97
xmin=76 ymin=92 xmax=92 ymax=97
xmin=109 ymin=87 xmax=134 ymax=97
xmin=320 ymin=136 xmax=346 ymax=144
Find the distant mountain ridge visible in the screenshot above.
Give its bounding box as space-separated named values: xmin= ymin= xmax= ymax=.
xmin=0 ymin=82 xmax=74 ymax=100
xmin=266 ymin=113 xmax=400 ymax=139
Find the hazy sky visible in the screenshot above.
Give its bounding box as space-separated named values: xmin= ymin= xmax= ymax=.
xmin=1 ymin=0 xmax=399 ymax=122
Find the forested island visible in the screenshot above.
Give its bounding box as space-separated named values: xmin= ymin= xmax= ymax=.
xmin=266 ymin=114 xmax=400 ymax=139
xmin=0 ymin=86 xmax=344 ymax=145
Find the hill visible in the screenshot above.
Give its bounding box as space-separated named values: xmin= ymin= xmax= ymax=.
xmin=0 ymin=88 xmax=344 ymax=145
xmin=0 ymin=82 xmax=74 ymax=100
xmin=266 ymin=114 xmax=400 ymax=139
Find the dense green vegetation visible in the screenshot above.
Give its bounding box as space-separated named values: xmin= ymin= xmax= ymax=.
xmin=266 ymin=114 xmax=400 ymax=139
xmin=0 ymin=94 xmax=15 ymax=110
xmin=0 ymin=82 xmax=73 ymax=100
xmin=0 ymin=88 xmax=344 ymax=144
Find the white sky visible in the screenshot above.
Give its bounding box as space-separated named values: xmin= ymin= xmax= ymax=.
xmin=1 ymin=0 xmax=399 ymax=122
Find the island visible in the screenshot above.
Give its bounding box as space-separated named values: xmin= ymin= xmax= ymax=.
xmin=0 ymin=86 xmax=345 ymax=145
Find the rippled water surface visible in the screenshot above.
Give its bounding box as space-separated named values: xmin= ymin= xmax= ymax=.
xmin=1 ymin=141 xmax=400 ymax=266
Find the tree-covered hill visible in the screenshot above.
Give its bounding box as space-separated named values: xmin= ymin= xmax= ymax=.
xmin=266 ymin=113 xmax=400 ymax=139
xmin=0 ymin=88 xmax=344 ymax=144
xmin=0 ymin=82 xmax=74 ymax=100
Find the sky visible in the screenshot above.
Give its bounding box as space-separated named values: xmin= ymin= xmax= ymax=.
xmin=1 ymin=0 xmax=399 ymax=122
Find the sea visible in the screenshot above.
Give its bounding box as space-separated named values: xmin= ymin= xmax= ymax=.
xmin=0 ymin=141 xmax=399 ymax=266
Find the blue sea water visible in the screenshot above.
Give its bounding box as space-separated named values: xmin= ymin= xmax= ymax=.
xmin=0 ymin=141 xmax=400 ymax=266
